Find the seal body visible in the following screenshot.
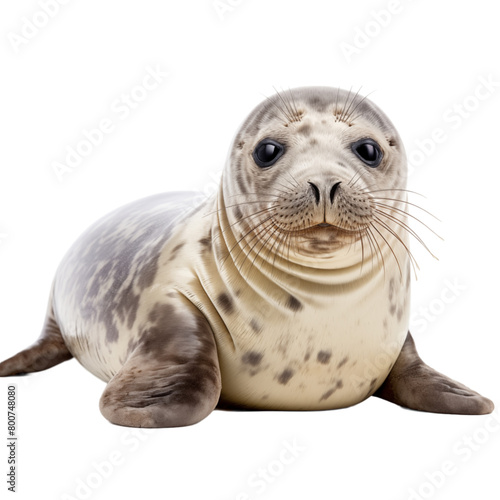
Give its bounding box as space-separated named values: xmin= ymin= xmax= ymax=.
xmin=0 ymin=87 xmax=493 ymax=426
xmin=53 ymin=189 xmax=409 ymax=411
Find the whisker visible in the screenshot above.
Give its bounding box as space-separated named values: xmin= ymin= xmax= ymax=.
xmin=346 ymin=90 xmax=375 ymax=124
xmin=367 ymin=227 xmax=385 ymax=277
xmin=239 ymin=219 xmax=276 ymax=277
xmin=370 ymin=197 xmax=441 ymax=222
xmin=249 ymin=219 xmax=278 ymax=271
xmin=223 ymin=205 xmax=280 ymax=232
xmin=203 ymin=200 xmax=279 ymax=217
xmin=232 ymin=218 xmax=277 ymax=273
xmin=211 ymin=205 xmax=280 ymax=248
xmin=366 ymin=225 xmax=385 ymax=276
xmin=369 ymin=221 xmax=403 ymax=278
xmin=348 ymin=165 xmax=365 ymax=189
xmin=287 ymin=88 xmax=301 ymax=122
xmin=228 ymin=189 xmax=288 ymax=198
xmin=359 ymin=228 xmax=365 ymax=274
xmin=263 ymin=91 xmax=292 ymax=123
xmin=333 ymin=87 xmax=343 ymax=122
xmin=275 ymin=86 xmax=296 ymax=121
xmin=263 ymin=223 xmax=283 ymax=278
xmin=339 ymin=86 xmax=353 ymax=123
xmin=221 ymin=214 xmax=276 ymax=269
xmin=286 ymin=170 xmax=300 ymax=188
xmin=371 ymin=201 xmax=442 ymax=239
xmin=278 ymin=177 xmax=299 ymax=191
xmin=341 ymin=85 xmax=362 ymax=124
xmin=364 ymin=188 xmax=427 ymax=198
xmin=271 ymin=223 xmax=288 ymax=273
xmin=372 ymin=208 xmax=438 ymax=260
xmin=373 ymin=215 xmax=421 ymax=277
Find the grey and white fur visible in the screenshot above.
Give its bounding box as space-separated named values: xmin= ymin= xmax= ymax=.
xmin=0 ymin=87 xmax=493 ymax=427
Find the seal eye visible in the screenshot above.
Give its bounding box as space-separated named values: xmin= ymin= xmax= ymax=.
xmin=253 ymin=139 xmax=285 ymax=168
xmin=351 ymin=138 xmax=383 ymax=168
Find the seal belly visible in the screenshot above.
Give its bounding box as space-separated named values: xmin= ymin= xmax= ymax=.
xmin=53 ymin=192 xmax=203 ymax=381
xmin=208 ymin=260 xmax=411 ymax=411
xmin=217 ymin=300 xmax=409 ymax=411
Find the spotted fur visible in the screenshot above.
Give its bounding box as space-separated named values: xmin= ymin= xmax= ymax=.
xmin=0 ymin=87 xmax=493 ymax=426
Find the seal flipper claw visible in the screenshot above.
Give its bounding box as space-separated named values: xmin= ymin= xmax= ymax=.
xmin=99 ymin=301 xmax=221 ymax=428
xmin=375 ymin=332 xmax=494 ymax=415
xmin=0 ymin=298 xmax=72 ymax=377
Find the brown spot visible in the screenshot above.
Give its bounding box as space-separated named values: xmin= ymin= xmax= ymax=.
xmin=363 ymin=377 xmax=378 ymax=398
xmin=233 ymin=206 xmax=243 ymax=220
xmin=297 ymin=123 xmax=311 ymax=136
xmin=235 ymin=171 xmax=247 ymax=194
xmin=217 ymin=292 xmax=234 ymax=314
xmin=105 ymin=322 xmax=119 ymax=343
xmin=286 ymin=295 xmax=302 ymax=312
xmin=168 ymin=242 xmax=186 ymax=262
xmin=319 ymin=388 xmax=336 ymax=401
xmin=337 ymin=357 xmax=348 ymax=368
xmin=198 ymin=237 xmax=212 ymax=251
xmin=388 ymin=278 xmax=395 ymax=301
xmin=115 ymin=282 xmax=141 ymax=329
xmin=307 ymin=94 xmax=329 ymax=112
xmin=249 ymin=319 xmax=261 ymax=333
xmin=304 ymin=351 xmax=311 ymax=362
xmin=237 ymin=140 xmax=245 ymax=149
xmin=277 ymin=369 xmax=294 ymax=385
xmin=317 ymin=350 xmax=332 ymax=364
xmin=242 ymin=351 xmax=263 ymax=366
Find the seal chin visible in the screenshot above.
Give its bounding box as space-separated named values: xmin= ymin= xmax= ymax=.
xmin=302 ymin=222 xmax=364 ymax=239
xmin=292 ymin=223 xmax=363 ymax=258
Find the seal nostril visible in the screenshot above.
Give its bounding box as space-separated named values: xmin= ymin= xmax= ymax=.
xmin=308 ymin=182 xmax=321 ymax=205
xmin=330 ymin=182 xmax=341 ymax=204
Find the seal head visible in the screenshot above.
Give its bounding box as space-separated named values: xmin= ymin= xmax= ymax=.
xmin=222 ymin=87 xmax=407 ymax=270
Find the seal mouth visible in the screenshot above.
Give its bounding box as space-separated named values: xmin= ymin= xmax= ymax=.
xmin=307 ymin=222 xmax=366 ymax=236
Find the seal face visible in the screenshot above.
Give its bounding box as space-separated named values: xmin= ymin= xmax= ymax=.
xmin=223 ymin=87 xmax=408 ymax=267
xmin=0 ymin=87 xmax=494 ymax=427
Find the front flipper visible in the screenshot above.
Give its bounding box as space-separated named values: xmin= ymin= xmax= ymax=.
xmin=375 ymin=332 xmax=494 ymax=415
xmin=99 ymin=300 xmax=221 ymax=428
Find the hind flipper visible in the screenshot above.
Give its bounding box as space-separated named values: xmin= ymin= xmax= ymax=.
xmin=374 ymin=332 xmax=494 ymax=415
xmin=99 ymin=300 xmax=221 ymax=428
xmin=0 ymin=300 xmax=72 ymax=377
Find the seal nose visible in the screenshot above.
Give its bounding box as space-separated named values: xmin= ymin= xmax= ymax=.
xmin=308 ymin=181 xmax=321 ymax=205
xmin=330 ymin=182 xmax=341 ymax=204
xmin=308 ymin=181 xmax=342 ymax=205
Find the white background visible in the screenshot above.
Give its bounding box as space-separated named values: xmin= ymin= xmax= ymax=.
xmin=0 ymin=1 xmax=499 ymax=499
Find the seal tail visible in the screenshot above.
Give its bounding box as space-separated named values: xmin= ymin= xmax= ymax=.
xmin=0 ymin=294 xmax=72 ymax=377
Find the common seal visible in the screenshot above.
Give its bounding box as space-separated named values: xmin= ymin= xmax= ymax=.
xmin=0 ymin=87 xmax=493 ymax=427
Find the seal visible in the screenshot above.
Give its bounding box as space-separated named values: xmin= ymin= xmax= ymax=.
xmin=0 ymin=87 xmax=494 ymax=427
